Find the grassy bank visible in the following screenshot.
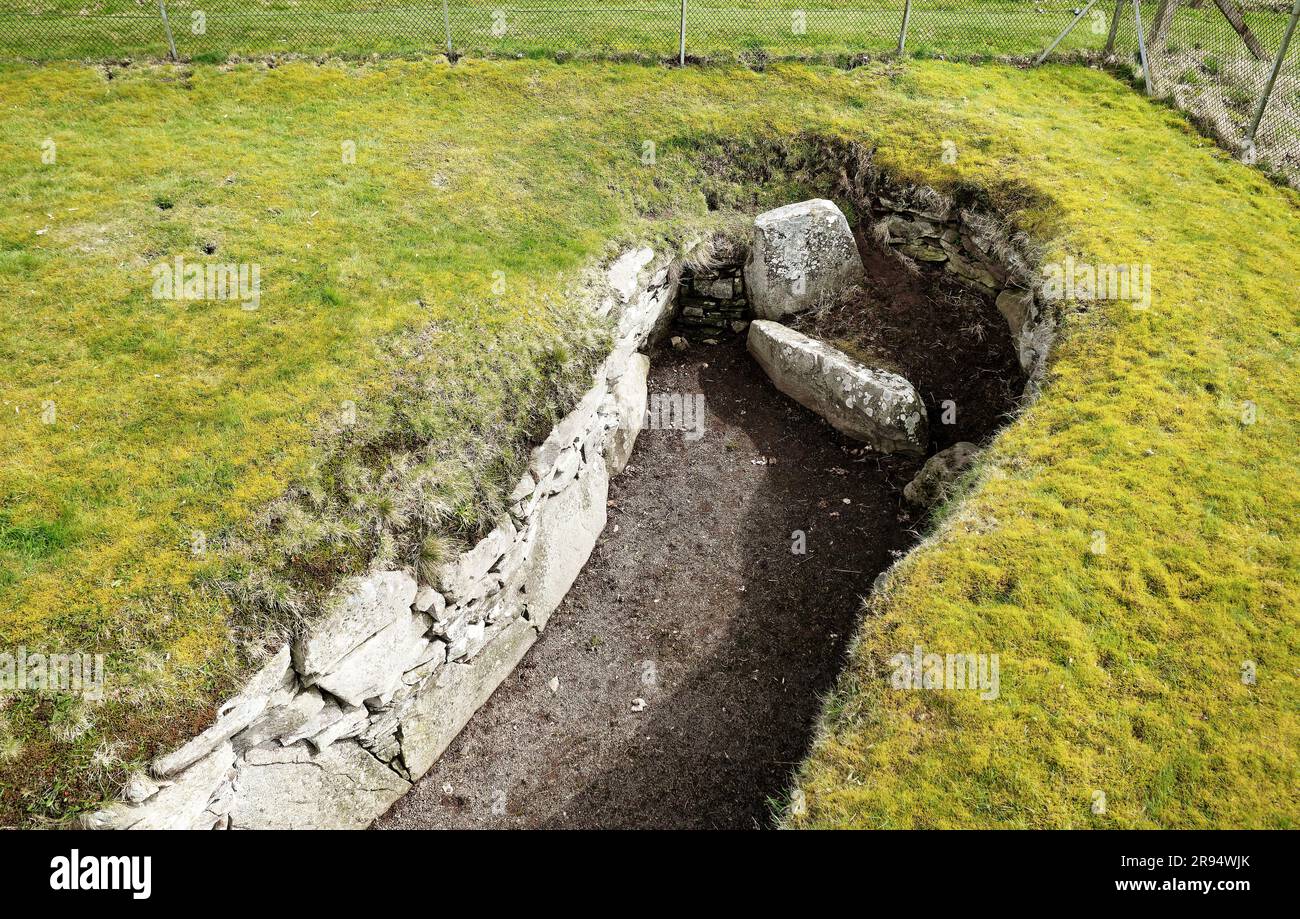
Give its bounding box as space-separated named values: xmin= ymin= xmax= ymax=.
xmin=0 ymin=56 xmax=1295 ymax=826
xmin=788 ymin=63 xmax=1300 ymax=829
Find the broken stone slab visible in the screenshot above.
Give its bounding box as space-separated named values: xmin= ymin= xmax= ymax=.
xmin=523 ymin=455 xmax=610 ymax=631
xmin=280 ymin=696 xmax=361 ymax=747
xmin=607 ymin=247 xmax=654 ymax=303
xmin=435 ymin=516 xmax=516 ymax=603
xmin=400 ymin=617 xmax=539 ymax=779
xmin=445 ymin=616 xmax=487 ymax=662
xmin=151 ymin=645 xmax=292 ymax=778
xmin=123 ymin=771 xmax=160 ymax=804
xmin=904 ymin=442 xmax=982 ymax=508
xmin=900 ymin=241 xmax=948 ymax=262
xmin=234 ymin=686 xmax=326 ymax=751
xmin=314 ymin=608 xmax=433 ymax=707
xmin=602 ymin=352 xmax=650 ymax=475
xmin=308 ymin=703 xmax=370 ymax=750
xmin=413 ymin=585 xmax=445 ymax=617
xmin=616 ymin=264 xmax=675 ymax=346
xmin=88 ymin=741 xmax=235 ymax=829
xmin=944 ymin=249 xmax=999 ymax=292
xmin=403 ymin=638 xmax=447 ymax=686
xmin=747 ymin=320 xmax=928 ymax=456
xmin=745 ymin=199 xmax=866 ymax=320
xmin=228 ymin=741 xmax=409 ymax=830
xmin=877 ymin=213 xmax=940 ymax=244
xmin=292 ymin=570 xmax=418 ymax=680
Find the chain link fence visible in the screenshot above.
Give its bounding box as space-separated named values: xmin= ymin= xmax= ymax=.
xmin=1 ymin=1 xmax=1296 ymax=185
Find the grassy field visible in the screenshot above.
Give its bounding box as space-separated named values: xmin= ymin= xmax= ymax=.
xmin=2 ymin=1 xmax=1296 ymax=63
xmin=0 ymin=55 xmax=1297 ymax=826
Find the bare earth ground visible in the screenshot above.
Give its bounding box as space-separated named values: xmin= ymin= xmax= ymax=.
xmin=377 ymin=245 xmax=1022 ymax=830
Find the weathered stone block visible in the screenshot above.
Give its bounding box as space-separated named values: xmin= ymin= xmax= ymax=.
xmin=399 ymin=617 xmax=538 ymax=779
xmin=904 ymin=442 xmax=982 ymax=507
xmin=229 ymin=741 xmax=409 ymax=830
xmin=747 ymin=320 xmax=927 ymax=455
xmin=744 ymin=199 xmax=865 ymax=320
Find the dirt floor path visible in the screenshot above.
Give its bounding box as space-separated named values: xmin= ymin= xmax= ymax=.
xmin=377 ymin=336 xmax=931 ymax=829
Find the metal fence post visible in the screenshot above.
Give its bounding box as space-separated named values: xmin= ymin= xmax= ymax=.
xmin=1035 ymin=0 xmax=1102 ymax=65
xmin=1133 ymin=0 xmax=1154 ymax=95
xmin=679 ymin=0 xmax=687 ymax=65
xmin=1105 ymin=0 xmax=1126 ymax=56
xmin=158 ymin=1 xmax=177 ymax=60
xmin=442 ymin=0 xmax=453 ymax=56
xmin=897 ymin=0 xmax=912 ymax=56
xmin=1246 ymin=0 xmax=1300 ymax=146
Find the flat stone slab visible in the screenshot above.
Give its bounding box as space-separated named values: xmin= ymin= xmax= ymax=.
xmin=744 ymin=199 xmax=865 ymax=320
xmin=747 ymin=320 xmax=927 ymax=455
xmin=229 ymin=741 xmax=409 ymax=830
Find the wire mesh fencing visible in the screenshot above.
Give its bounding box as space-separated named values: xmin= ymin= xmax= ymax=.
xmin=0 ymin=1 xmax=1296 ymax=185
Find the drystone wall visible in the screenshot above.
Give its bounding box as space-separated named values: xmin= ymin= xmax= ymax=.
xmin=676 ymin=261 xmax=749 ymax=338
xmin=84 ymin=247 xmax=676 ymax=830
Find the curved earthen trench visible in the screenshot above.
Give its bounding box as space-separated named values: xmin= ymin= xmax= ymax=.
xmin=376 ymin=228 xmax=1025 ymax=829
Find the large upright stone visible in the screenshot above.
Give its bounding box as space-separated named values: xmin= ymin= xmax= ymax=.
xmin=747 ymin=320 xmax=928 ymax=455
xmin=524 ymin=455 xmax=609 ymax=631
xmin=602 ymin=352 xmax=650 ymax=475
xmin=744 ymin=199 xmax=865 ymax=320
xmin=399 ymin=617 xmax=538 ymax=779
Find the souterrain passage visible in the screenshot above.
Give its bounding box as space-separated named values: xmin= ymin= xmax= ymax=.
xmin=379 ymin=240 xmax=1022 ymax=829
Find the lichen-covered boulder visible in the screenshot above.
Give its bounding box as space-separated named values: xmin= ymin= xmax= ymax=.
xmin=744 ymin=199 xmax=866 ymax=320
xmin=903 ymin=442 xmax=981 ymax=507
xmin=747 ymin=320 xmax=927 ymax=455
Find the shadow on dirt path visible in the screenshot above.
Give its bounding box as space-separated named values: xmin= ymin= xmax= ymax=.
xmin=380 ymin=338 xmax=926 ymax=829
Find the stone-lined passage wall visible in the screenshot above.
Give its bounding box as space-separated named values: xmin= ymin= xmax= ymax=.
xmin=676 ymin=261 xmax=749 ymax=338
xmin=85 ymin=247 xmax=678 ymax=830
xmin=866 ymin=180 xmax=1055 ymax=398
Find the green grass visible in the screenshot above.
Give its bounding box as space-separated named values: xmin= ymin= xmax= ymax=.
xmin=3 ymin=1 xmax=1296 ymax=63
xmin=787 ymin=63 xmax=1300 ymax=830
xmin=0 ymin=55 xmax=1296 ymax=827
